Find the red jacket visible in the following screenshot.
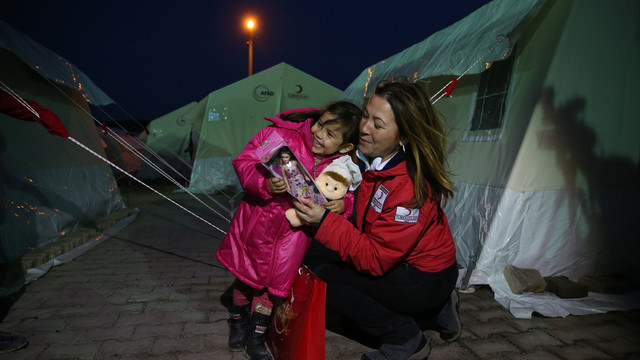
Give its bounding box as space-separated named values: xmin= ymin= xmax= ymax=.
xmin=314 ymin=156 xmax=456 ymax=276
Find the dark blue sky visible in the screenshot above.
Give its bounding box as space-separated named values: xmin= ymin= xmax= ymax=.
xmin=2 ymin=1 xmax=491 ymax=122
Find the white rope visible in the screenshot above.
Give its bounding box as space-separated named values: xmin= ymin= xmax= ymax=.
xmin=67 ymin=136 xmax=227 ymax=235
xmin=3 ymin=79 xmax=233 ymax=222
xmin=108 ymin=126 xmax=236 ymax=213
xmin=91 ymin=102 xmax=238 ymax=200
xmin=431 ymin=34 xmax=509 ymax=104
xmin=1 ymin=80 xmax=41 ymax=118
xmin=4 ymin=76 xmax=234 ymax=219
xmin=61 ymin=87 xmax=236 ymax=208
xmin=101 ymin=127 xmax=232 ymax=222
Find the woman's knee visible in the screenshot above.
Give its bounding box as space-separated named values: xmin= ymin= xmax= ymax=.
xmin=314 ymin=262 xmax=357 ymax=285
xmin=313 ymin=263 xmax=339 ymax=282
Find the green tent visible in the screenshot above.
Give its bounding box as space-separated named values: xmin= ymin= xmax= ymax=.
xmin=137 ymin=101 xmax=198 ymax=180
xmin=143 ymin=62 xmax=343 ymax=193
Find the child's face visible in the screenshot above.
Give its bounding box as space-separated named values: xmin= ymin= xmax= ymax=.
xmin=311 ymin=112 xmax=350 ymax=156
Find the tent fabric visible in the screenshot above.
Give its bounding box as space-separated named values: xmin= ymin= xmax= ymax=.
xmin=0 ymin=42 xmax=123 ymax=296
xmin=99 ymin=127 xmax=145 ymax=178
xmin=190 ymin=62 xmax=342 ymax=193
xmin=340 ymin=0 xmax=640 ymax=318
xmin=137 ymin=101 xmax=198 ymax=180
xmin=341 ymin=0 xmax=543 ymax=102
xmin=0 ymin=20 xmax=113 ymax=106
xmin=146 ymin=62 xmax=343 ymax=193
xmin=0 ymin=89 xmax=69 ymax=138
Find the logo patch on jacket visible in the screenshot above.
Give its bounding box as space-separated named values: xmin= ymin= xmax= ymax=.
xmin=395 ymin=207 xmax=420 ymax=223
xmin=371 ymin=185 xmax=389 ymax=213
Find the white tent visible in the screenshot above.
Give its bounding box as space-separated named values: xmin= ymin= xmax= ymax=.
xmin=0 ymin=21 xmax=124 ymax=295
xmin=341 ymin=0 xmax=640 ymax=317
xmin=144 ymin=62 xmax=343 ymax=193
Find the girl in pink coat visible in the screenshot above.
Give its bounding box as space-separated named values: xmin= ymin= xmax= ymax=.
xmin=216 ymin=101 xmax=361 ymax=359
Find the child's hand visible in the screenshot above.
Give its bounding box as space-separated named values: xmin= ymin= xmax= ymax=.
xmin=323 ymin=199 xmax=345 ymax=214
xmin=268 ymin=176 xmax=288 ymax=194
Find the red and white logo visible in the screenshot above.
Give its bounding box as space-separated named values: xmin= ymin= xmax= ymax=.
xmin=394 ymin=206 xmax=419 ymax=223
xmin=371 ymin=185 xmax=389 ymax=213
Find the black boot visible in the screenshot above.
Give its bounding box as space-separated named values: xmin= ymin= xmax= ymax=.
xmin=244 ymin=312 xmax=273 ymax=360
xmin=228 ymin=304 xmax=249 ymax=351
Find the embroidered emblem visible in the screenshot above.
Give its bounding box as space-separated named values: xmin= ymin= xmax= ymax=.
xmin=394 ymin=206 xmax=419 ymax=223
xmin=371 ymin=185 xmax=389 ymax=213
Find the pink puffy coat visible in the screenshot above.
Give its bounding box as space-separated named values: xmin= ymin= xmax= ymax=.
xmin=215 ymin=108 xmax=354 ymax=297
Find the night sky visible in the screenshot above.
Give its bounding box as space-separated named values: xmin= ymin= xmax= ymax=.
xmin=2 ymin=1 xmax=491 ymax=124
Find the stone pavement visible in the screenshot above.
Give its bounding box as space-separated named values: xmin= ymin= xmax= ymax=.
xmin=1 ymin=182 xmax=639 ymax=359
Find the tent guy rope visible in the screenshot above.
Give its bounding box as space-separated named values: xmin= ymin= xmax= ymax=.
xmin=92 ymin=100 xmax=240 ymax=204
xmin=37 ymin=76 xmax=235 ymax=220
xmin=1 ymin=80 xmax=228 ymax=235
xmin=67 ymin=136 xmax=227 ymax=235
xmin=98 ymin=123 xmax=232 ymax=222
xmin=1 ymin=78 xmax=233 ymax=221
xmin=430 ymin=34 xmax=509 ymax=103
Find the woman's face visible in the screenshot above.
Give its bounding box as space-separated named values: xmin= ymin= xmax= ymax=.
xmin=359 ymin=95 xmax=400 ymax=161
xmin=280 ymin=153 xmax=291 ymax=164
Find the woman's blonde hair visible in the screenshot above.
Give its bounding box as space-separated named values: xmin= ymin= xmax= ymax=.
xmin=373 ymin=80 xmax=456 ymax=207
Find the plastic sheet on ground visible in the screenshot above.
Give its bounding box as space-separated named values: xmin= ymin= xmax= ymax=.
xmin=24 ymin=212 xmax=139 ymax=284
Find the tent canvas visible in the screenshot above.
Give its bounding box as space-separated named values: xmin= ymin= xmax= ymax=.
xmin=98 ymin=127 xmax=145 ymax=179
xmin=1 ymin=22 xmax=124 ymax=295
xmin=0 ymin=21 xmax=112 ymax=106
xmin=341 ymin=0 xmax=640 ymax=318
xmin=137 ymin=101 xmax=198 ymax=180
xmin=144 ymin=62 xmax=343 ymax=193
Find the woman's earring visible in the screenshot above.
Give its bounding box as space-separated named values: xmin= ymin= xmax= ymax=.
xmin=401 ymin=143 xmax=406 ymax=152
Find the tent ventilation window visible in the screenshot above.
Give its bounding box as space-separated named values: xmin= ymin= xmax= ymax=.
xmin=463 ymin=53 xmax=516 ymax=142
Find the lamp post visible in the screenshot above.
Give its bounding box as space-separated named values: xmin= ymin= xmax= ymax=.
xmin=246 ymin=19 xmax=255 ymax=76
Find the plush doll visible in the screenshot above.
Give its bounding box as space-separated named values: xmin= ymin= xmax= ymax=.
xmin=285 ymin=156 xmax=361 ymax=227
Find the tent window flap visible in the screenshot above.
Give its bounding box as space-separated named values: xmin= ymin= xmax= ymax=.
xmin=464 ymin=53 xmax=516 ymax=142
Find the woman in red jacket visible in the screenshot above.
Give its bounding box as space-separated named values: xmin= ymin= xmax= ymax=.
xmin=293 ymin=80 xmax=460 ymax=360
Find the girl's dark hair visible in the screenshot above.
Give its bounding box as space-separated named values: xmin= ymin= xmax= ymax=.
xmin=373 ymin=80 xmax=455 ymax=207
xmin=281 ymin=101 xmax=362 ymax=149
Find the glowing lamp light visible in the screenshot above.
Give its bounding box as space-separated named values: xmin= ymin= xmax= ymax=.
xmin=245 ymin=18 xmax=257 ymax=76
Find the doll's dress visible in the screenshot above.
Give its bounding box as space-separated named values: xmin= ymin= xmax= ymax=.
xmin=283 ymin=162 xmax=306 ymax=186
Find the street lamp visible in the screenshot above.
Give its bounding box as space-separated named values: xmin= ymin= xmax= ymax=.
xmin=246 ymin=18 xmax=255 ymax=76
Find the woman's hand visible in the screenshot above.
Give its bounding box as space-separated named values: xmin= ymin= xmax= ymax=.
xmin=268 ymin=176 xmax=288 ymax=194
xmin=292 ymin=197 xmax=327 ymax=226
xmin=324 ymin=199 xmax=344 ymax=214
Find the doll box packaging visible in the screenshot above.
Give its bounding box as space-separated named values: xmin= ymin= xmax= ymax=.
xmin=255 ymin=131 xmax=326 ymax=206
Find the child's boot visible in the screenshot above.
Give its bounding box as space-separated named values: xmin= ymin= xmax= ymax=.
xmin=227 ymin=304 xmax=249 ymax=351
xmin=244 ymin=305 xmax=273 ymax=360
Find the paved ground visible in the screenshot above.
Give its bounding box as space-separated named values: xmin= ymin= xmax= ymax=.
xmin=1 ymin=182 xmax=639 ymax=359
